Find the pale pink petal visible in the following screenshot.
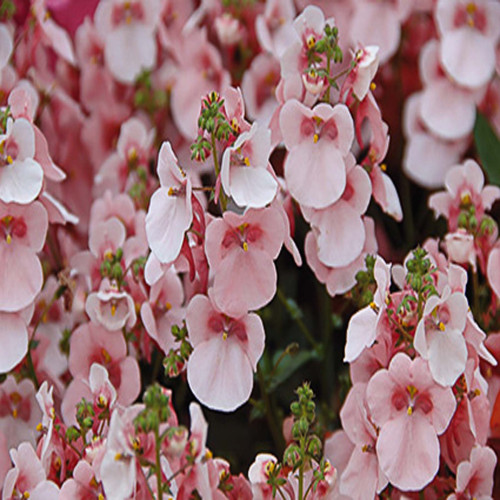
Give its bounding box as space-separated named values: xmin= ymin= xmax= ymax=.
xmin=0 ymin=159 xmax=43 ymax=205
xmin=344 ymin=306 xmax=378 ymax=363
xmin=0 ymin=312 xmax=28 ymax=372
xmin=441 ymin=29 xmax=495 ymax=89
xmin=211 ymin=248 xmax=277 ymax=317
xmin=226 ymin=166 xmax=278 ymax=208
xmin=420 ymin=80 xmax=476 ymax=140
xmin=376 ymin=415 xmax=439 ymax=490
xmin=146 ymin=186 xmax=192 ymax=264
xmin=0 ymin=246 xmax=43 ymax=312
xmin=312 ymin=202 xmax=366 ymax=268
xmin=0 ymin=25 xmax=12 ymax=69
xmin=187 ymin=337 xmax=254 ymax=411
xmin=284 ymin=144 xmax=346 ymax=208
xmin=105 ymin=24 xmax=157 ymax=83
xmin=427 ymin=329 xmax=467 ymax=386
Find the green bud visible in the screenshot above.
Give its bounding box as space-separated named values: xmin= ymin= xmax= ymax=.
xmin=115 ymin=248 xmax=123 ymax=260
xmin=283 ymin=444 xmax=301 ymax=468
xmin=65 ymin=426 xmax=80 ymax=443
xmin=306 ymin=436 xmax=322 ymax=459
xmin=82 ymin=417 xmax=93 ymax=429
xmin=298 ymin=416 xmax=309 ymax=435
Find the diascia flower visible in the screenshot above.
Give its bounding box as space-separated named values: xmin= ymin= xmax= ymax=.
xmin=280 ymin=99 xmax=354 ymax=209
xmin=204 ymin=206 xmax=285 ymax=317
xmin=366 ymin=353 xmax=456 ymax=491
xmin=146 ymin=141 xmax=193 ymax=265
xmin=186 ymin=294 xmax=265 ymax=411
xmin=0 ymin=117 xmax=44 ymax=205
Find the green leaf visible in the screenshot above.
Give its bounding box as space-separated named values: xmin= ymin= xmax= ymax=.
xmin=268 ymin=349 xmax=319 ymax=392
xmin=474 ymin=112 xmax=500 ymax=186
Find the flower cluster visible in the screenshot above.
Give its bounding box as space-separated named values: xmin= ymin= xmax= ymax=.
xmin=0 ymin=0 xmax=499 ymax=499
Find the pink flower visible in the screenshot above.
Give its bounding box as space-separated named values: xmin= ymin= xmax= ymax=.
xmin=85 ymin=278 xmax=137 ymax=331
xmin=436 ymin=0 xmax=500 ymax=89
xmin=68 ymin=322 xmax=140 ymax=406
xmin=205 ymin=207 xmax=285 ymax=317
xmin=337 ymin=383 xmax=388 ymax=499
xmin=344 ymin=256 xmax=391 ymax=362
xmin=186 ymin=294 xmax=265 ymax=411
xmin=445 ymin=229 xmax=476 ymax=269
xmin=3 ymin=442 xmax=59 ymax=499
xmin=280 ymin=99 xmax=354 ymax=209
xmin=366 ymin=353 xmax=456 ymax=491
xmin=146 ymin=142 xmax=193 ymax=264
xmin=0 ymin=201 xmax=47 ymax=312
xmin=94 ymin=0 xmax=160 ymax=83
xmin=220 ymin=122 xmax=277 ymax=209
xmin=448 ymin=446 xmax=496 ymax=499
xmin=414 ymin=286 xmax=468 ymax=386
xmin=349 ymin=0 xmax=412 ymax=63
xmin=428 ymin=159 xmax=500 ymax=230
xmin=302 ymin=155 xmax=372 ymax=267
xmin=343 ymin=45 xmax=380 ymax=101
xmin=0 ymin=117 xmax=44 ymax=205
xmin=305 ymin=217 xmax=377 ymax=297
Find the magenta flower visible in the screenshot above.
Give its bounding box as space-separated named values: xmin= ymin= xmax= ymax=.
xmin=366 ymin=353 xmax=456 ymax=491
xmin=186 ymin=294 xmax=265 ymax=411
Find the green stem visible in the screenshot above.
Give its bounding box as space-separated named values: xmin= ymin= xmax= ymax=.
xmin=154 ymin=425 xmax=163 ymax=500
xmin=257 ymin=366 xmax=285 ymax=453
xmin=26 ymin=347 xmax=39 ymax=390
xmin=276 ymin=288 xmax=320 ymax=351
xmin=298 ymin=435 xmax=306 ymax=500
xmin=210 ymin=131 xmax=227 ymax=212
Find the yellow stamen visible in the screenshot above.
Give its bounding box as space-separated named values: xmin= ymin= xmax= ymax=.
xmin=98 ymin=395 xmax=107 ymax=407
xmin=6 ymin=155 xmax=13 ymax=164
xmin=50 ymin=407 xmax=55 ymax=418
xmin=101 ymin=348 xmax=111 ymax=364
xmin=168 ymin=187 xmax=175 ymax=196
xmin=131 ymin=438 xmax=141 ymax=451
xmin=380 ymin=163 xmax=387 ymax=172
xmin=313 ymin=133 xmax=319 ymax=144
xmin=369 ymin=301 xmax=377 ymax=310
xmin=466 ymin=2 xmax=476 ymax=14
xmin=98 ymin=495 xmax=105 ymax=500
xmin=306 ymin=35 xmax=316 ymax=49
xmin=36 ymin=422 xmax=43 ymax=432
xmin=370 ymin=82 xmax=377 ymax=91
xmin=204 ymin=449 xmax=213 ymax=460
xmin=406 ymin=384 xmax=418 ymax=399
xmin=23 ymin=492 xmax=30 ymax=499
xmin=461 ymin=193 xmax=472 ymax=205
xmin=407 ymin=406 xmax=413 ymax=416
xmin=89 ymin=477 xmax=99 ymax=488
xmin=54 ymin=457 xmax=61 ymax=471
xmin=114 ymin=452 xmax=122 ymax=460
xmin=438 ymin=321 xmax=445 ymax=331
xmin=111 ymin=303 xmax=117 ymax=316
xmin=104 ymin=250 xmax=113 ymax=260
xmin=165 ymin=302 xmax=172 ymax=311
xmin=12 ymin=408 xmax=18 ymax=418
xmin=6 ymin=234 xmax=11 ymax=244
xmin=242 ymin=241 xmax=248 ymax=252
xmin=361 ymin=444 xmax=369 ymax=452
xmin=128 ymin=147 xmax=137 ymax=162
xmin=265 ymin=461 xmax=275 ymax=475
xmin=222 ymin=332 xmax=228 ymax=341
xmin=474 ymin=388 xmax=481 ymax=397
xmin=244 ymin=156 xmax=250 ymax=167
